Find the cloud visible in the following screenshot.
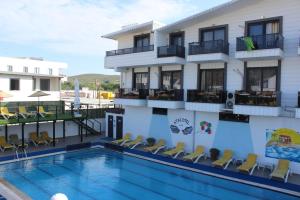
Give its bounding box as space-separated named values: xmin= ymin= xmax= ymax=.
xmin=0 ymin=0 xmax=198 ymax=56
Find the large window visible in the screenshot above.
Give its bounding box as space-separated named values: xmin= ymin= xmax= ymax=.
xmin=247 ymin=20 xmax=280 ymax=36
xmin=134 ymin=34 xmax=150 ymax=48
xmin=7 ymin=65 xmax=13 ymax=72
xmin=23 ymin=66 xmax=28 ymax=73
xmin=200 ymin=69 xmax=224 ymax=91
xmin=10 ymin=79 xmax=20 ymax=90
xmin=247 ymin=67 xmax=277 ymax=92
xmin=170 ymin=32 xmax=184 ymax=46
xmin=200 ymin=27 xmax=226 ymax=42
xmin=40 ymin=79 xmax=50 ymax=91
xmin=133 ymin=72 xmax=148 ymax=89
xmin=161 ymin=71 xmax=182 ymax=90
xmin=33 ymin=78 xmax=36 ymax=90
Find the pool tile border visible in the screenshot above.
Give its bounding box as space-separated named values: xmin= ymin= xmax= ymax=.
xmin=124 ymin=148 xmax=300 ymax=198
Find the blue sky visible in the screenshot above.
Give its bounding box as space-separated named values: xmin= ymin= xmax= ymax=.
xmin=0 ymin=0 xmax=230 ymax=76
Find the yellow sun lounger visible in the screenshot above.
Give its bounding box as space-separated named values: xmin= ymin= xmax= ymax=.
xmin=112 ymin=133 xmax=131 ymax=146
xmin=237 ymin=153 xmax=257 ymax=175
xmin=183 ymin=145 xmax=205 ymax=163
xmin=270 ymin=159 xmax=290 ymax=183
xmin=37 ymin=106 xmax=54 ymax=118
xmin=19 ymin=106 xmax=35 ymax=119
xmin=9 ymin=134 xmax=28 ymax=148
xmin=144 ymin=139 xmax=166 ymax=154
xmin=0 ymin=136 xmax=14 ymax=152
xmin=163 ymin=142 xmax=185 ymax=158
xmin=40 ymin=131 xmax=56 ymax=144
xmin=0 ymin=107 xmax=16 ymax=120
xmin=212 ymin=149 xmax=233 ymax=169
xmin=123 ymin=135 xmax=143 ymax=149
xmin=29 ymin=132 xmax=47 ymax=146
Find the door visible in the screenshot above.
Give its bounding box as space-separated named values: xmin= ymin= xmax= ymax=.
xmin=107 ymin=115 xmax=113 ymax=138
xmin=116 ymin=116 xmax=123 ymax=139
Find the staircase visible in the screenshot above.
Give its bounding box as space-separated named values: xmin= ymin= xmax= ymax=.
xmin=72 ymin=118 xmax=102 ymax=135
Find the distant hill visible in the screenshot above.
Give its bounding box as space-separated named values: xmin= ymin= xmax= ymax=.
xmin=68 ymin=73 xmax=120 ymax=85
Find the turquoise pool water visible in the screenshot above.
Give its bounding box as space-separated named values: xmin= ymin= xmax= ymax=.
xmin=0 ymin=148 xmax=298 ymax=200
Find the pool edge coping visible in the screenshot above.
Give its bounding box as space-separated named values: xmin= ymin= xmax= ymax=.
xmin=0 ymin=178 xmax=31 ymax=200
xmin=124 ymin=151 xmax=300 ymax=198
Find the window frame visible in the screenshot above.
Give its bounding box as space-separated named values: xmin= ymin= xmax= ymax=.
xmin=34 ymin=67 xmax=40 ymax=74
xmin=10 ymin=78 xmax=20 ymax=91
xmin=160 ymin=70 xmax=183 ymax=90
xmin=40 ymin=78 xmax=50 ymax=91
xmin=245 ymin=16 xmax=283 ymax=36
xmin=134 ymin=33 xmax=150 ymax=48
xmin=246 ymin=67 xmax=278 ymax=92
xmin=133 ymin=72 xmax=149 ymax=90
xmin=199 ymin=24 xmax=228 ymax=43
xmin=199 ymin=68 xmax=225 ymax=92
xmin=169 ymin=31 xmax=185 ymax=46
xmin=23 ymin=66 xmax=28 ymax=73
xmin=7 ymin=65 xmax=13 ymax=72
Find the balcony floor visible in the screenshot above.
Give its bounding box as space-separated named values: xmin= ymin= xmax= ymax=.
xmin=235 ymin=48 xmax=284 ymax=61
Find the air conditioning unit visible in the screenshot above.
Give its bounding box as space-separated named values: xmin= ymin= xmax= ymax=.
xmin=225 ymin=92 xmax=235 ymax=109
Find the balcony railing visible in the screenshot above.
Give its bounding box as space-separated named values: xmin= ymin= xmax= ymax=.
xmin=189 ymin=40 xmax=229 ymax=55
xmin=148 ymin=89 xmax=184 ymax=101
xmin=235 ymin=91 xmax=281 ymax=107
xmin=236 ymin=33 xmax=284 ymax=51
xmin=157 ymin=45 xmax=185 ymax=58
xmin=298 ymin=92 xmax=300 ymax=108
xmin=187 ymin=90 xmax=227 ymax=104
xmin=106 ymin=45 xmax=154 ymax=56
xmin=115 ymin=89 xmax=149 ymax=99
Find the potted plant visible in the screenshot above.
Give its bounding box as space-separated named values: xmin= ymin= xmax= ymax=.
xmin=146 ymin=137 xmax=156 ymax=147
xmin=209 ymin=148 xmax=220 ymax=161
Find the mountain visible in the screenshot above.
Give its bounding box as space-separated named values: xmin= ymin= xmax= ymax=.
xmin=68 ymin=73 xmax=120 ymax=85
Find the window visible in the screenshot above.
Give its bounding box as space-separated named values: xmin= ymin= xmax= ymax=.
xmin=247 ymin=67 xmax=277 ymax=92
xmin=170 ymin=32 xmax=184 ymax=46
xmin=32 ymin=78 xmax=36 ymax=90
xmin=34 ymin=67 xmax=40 ymax=74
xmin=199 ymin=69 xmax=224 ymax=91
xmin=134 ymin=34 xmax=150 ymax=48
xmin=200 ymin=27 xmax=226 ymax=42
xmin=10 ymin=79 xmax=20 ymax=90
xmin=7 ymin=65 xmax=13 ymax=72
xmin=161 ymin=71 xmax=182 ymax=90
xmin=152 ymin=108 xmax=168 ymax=115
xmin=219 ymin=112 xmax=249 ymax=123
xmin=49 ymin=68 xmax=53 ymax=75
xmin=133 ymin=72 xmax=148 ymax=89
xmin=40 ymin=79 xmax=50 ymax=91
xmin=23 ymin=66 xmax=28 ymax=73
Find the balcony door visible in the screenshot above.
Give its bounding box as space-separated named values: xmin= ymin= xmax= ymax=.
xmin=199 ymin=69 xmax=224 ymax=92
xmin=246 ymin=67 xmax=277 ymax=92
xmin=200 ymin=26 xmax=226 ymax=52
xmin=133 ymin=72 xmax=148 ymax=89
xmin=134 ymin=34 xmax=150 ymax=48
xmin=170 ymin=32 xmax=184 ymax=46
xmin=161 ymin=71 xmax=182 ymax=90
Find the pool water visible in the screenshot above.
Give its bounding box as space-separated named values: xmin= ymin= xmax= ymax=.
xmin=0 ymin=148 xmax=298 ymax=200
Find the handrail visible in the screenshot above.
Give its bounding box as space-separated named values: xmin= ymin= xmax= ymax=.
xmin=189 ymin=40 xmax=229 ymax=55
xmin=157 ymin=45 xmax=185 ymax=58
xmin=235 ymin=90 xmax=281 ymax=107
xmin=106 ymin=45 xmax=154 ymax=56
xmin=187 ymin=90 xmax=227 ymax=103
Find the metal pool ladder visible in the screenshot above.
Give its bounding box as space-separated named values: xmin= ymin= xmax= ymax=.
xmin=15 ymin=148 xmax=28 ymax=161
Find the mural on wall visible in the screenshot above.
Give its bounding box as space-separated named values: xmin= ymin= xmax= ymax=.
xmin=170 ymin=118 xmax=193 ymax=135
xmin=200 ymin=121 xmax=212 ymax=134
xmin=266 ymin=128 xmax=300 ymax=162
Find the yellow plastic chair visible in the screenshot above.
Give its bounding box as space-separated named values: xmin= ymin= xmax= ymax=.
xmin=212 ymin=149 xmax=233 ymax=169
xmin=123 ymin=135 xmax=143 ymax=149
xmin=29 ymin=132 xmax=47 ymax=146
xmin=40 ymin=131 xmax=56 ymax=144
xmin=144 ymin=139 xmax=166 ymax=154
xmin=270 ymin=159 xmax=290 ymax=183
xmin=37 ymin=106 xmax=54 ymax=117
xmin=19 ymin=106 xmax=35 ymax=119
xmin=9 ymin=134 xmax=28 ymax=148
xmin=237 ymin=153 xmax=258 ymax=175
xmin=0 ymin=107 xmax=16 ymax=120
xmin=0 ymin=136 xmax=14 ymax=152
xmin=163 ymin=142 xmax=185 ymax=158
xmin=112 ymin=133 xmax=131 ymax=146
xmin=183 ymin=145 xmax=205 ymax=163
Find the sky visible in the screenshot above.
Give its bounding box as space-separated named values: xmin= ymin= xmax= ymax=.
xmin=0 ymin=0 xmax=230 ymax=76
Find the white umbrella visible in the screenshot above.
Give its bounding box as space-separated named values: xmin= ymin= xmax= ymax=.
xmin=73 ymin=79 xmax=81 ymax=117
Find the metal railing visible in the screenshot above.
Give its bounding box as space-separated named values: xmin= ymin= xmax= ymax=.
xmin=235 ymin=91 xmax=281 ymax=107
xmin=148 ymin=89 xmax=184 ymax=101
xmin=115 ymin=88 xmax=149 ymax=99
xmin=106 ymin=45 xmax=154 ymax=56
xmin=157 ymin=45 xmax=185 ymax=58
xmin=189 ymin=40 xmax=229 ymax=55
xmin=236 ymin=33 xmax=284 ymax=51
xmin=298 ymin=92 xmax=300 ymax=108
xmin=187 ymin=90 xmax=227 ymax=104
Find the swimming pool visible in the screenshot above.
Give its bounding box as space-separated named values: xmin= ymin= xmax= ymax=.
xmin=0 ymin=148 xmax=298 ymax=200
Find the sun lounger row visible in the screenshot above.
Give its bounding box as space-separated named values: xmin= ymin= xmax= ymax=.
xmin=0 ymin=106 xmax=54 ymax=120
xmin=112 ymin=134 xmax=291 ymax=183
xmin=0 ymin=132 xmax=56 ymax=152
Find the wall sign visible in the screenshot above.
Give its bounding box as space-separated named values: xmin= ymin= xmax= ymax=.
xmin=170 ymin=118 xmax=193 ymax=135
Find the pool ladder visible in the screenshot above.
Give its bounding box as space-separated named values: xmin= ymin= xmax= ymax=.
xmin=15 ymin=148 xmax=28 ymax=161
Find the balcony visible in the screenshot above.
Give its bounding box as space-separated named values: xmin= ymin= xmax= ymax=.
xmin=185 ymin=90 xmax=226 ymax=112
xmin=187 ymin=40 xmax=229 ymax=63
xmin=235 ymin=33 xmax=284 ymax=60
xmin=234 ymin=91 xmax=281 ymax=116
xmin=104 ymin=45 xmax=156 ymax=69
xmin=114 ymin=89 xmax=149 ymax=107
xmin=295 ymin=92 xmax=300 ymax=118
xmin=147 ymin=89 xmax=184 ymax=109
xmin=156 ymin=45 xmax=186 ymax=65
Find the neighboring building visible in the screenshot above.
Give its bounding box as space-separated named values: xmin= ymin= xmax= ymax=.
xmin=103 ymin=0 xmax=300 ymax=174
xmin=0 ymin=56 xmax=67 ymax=101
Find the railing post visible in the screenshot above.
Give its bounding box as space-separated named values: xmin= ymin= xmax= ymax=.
xmin=22 ymin=123 xmax=25 ymax=149
xmin=53 ymin=120 xmax=56 ymax=147
xmin=63 ymin=120 xmax=66 ymax=139
xmin=85 ymin=104 xmax=89 ymax=137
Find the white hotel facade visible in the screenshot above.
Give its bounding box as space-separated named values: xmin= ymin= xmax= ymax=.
xmin=0 ymin=56 xmax=67 ymax=101
xmin=103 ymin=0 xmax=300 ymax=174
